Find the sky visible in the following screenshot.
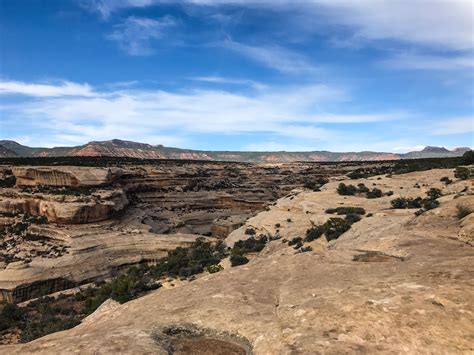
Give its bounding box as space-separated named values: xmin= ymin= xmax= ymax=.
xmin=0 ymin=0 xmax=473 ymax=152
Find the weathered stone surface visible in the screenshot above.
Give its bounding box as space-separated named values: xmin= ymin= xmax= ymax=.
xmin=12 ymin=166 xmax=122 ymax=187
xmin=0 ymin=190 xmax=128 ymax=224
xmin=211 ymin=215 xmax=249 ymax=239
xmin=2 ymin=168 xmax=472 ymax=353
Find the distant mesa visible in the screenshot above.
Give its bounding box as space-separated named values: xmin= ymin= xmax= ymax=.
xmin=0 ymin=139 xmax=470 ymax=163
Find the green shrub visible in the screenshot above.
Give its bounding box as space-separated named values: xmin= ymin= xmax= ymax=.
xmin=356 ymin=183 xmax=370 ymax=193
xmin=456 ymin=205 xmax=473 ymax=219
xmin=288 ymin=237 xmax=303 ymax=246
xmin=366 ymin=188 xmax=382 ymax=199
xmin=344 ymin=213 xmax=361 ymax=224
xmin=391 ymin=197 xmax=422 ymax=209
xmin=230 ymin=254 xmax=249 ymax=267
xmin=305 ymin=226 xmax=324 ymax=242
xmin=455 ymin=166 xmax=470 ymax=180
xmin=337 ymin=183 xmax=357 ymax=196
xmin=421 ymin=199 xmax=440 ymax=211
xmin=244 ymin=228 xmax=256 ymax=235
xmin=233 ymin=236 xmax=267 ymax=255
xmin=426 ymin=188 xmax=442 ymax=200
xmin=323 ymin=218 xmax=351 ymax=241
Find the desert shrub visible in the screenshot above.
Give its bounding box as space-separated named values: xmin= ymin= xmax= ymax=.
xmin=337 ymin=183 xmax=357 ymax=196
xmin=323 ymin=218 xmax=351 ymax=241
xmin=325 ymin=207 xmax=365 ymax=215
xmin=440 ymin=176 xmax=453 ymax=185
xmin=462 ymin=150 xmax=474 ymax=164
xmin=0 ymin=302 xmax=24 ymax=331
xmin=230 ymin=254 xmax=249 ymax=267
xmin=385 ymin=191 xmax=394 ymax=196
xmin=347 ymin=169 xmax=368 ymax=179
xmin=426 ymin=188 xmax=442 ymax=200
xmin=304 ymin=176 xmax=329 ymax=191
xmin=304 ymin=181 xmax=319 ymax=191
xmin=288 ymin=237 xmax=303 ymax=246
xmin=455 ymin=166 xmax=470 ymax=180
xmin=232 ymin=236 xmax=267 ymax=255
xmin=0 ymin=174 xmax=16 ymax=188
xmin=356 ymin=183 xmax=370 ymax=193
xmin=344 ymin=213 xmax=361 ymax=224
xmin=20 ymin=318 xmax=80 ymax=343
xmin=366 ymin=188 xmax=383 ymax=199
xmin=206 ymin=264 xmax=223 ymax=273
xmin=391 ymin=197 xmax=422 ymax=209
xmin=421 ymin=199 xmax=440 ymax=211
xmin=244 ymin=228 xmax=256 ymax=235
xmin=456 ymin=205 xmax=473 ymax=219
xmin=9 ymin=222 xmax=28 ymax=235
xmin=305 ymin=226 xmax=324 ymax=242
xmin=275 ymin=223 xmax=280 ymax=228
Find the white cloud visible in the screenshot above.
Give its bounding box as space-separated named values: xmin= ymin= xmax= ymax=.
xmin=106 ymin=15 xmax=177 ymax=55
xmin=0 ymin=80 xmax=95 ymax=97
xmin=221 ymin=39 xmax=318 ymax=74
xmin=430 ymin=117 xmax=474 ymax=135
xmin=0 ymin=79 xmax=408 ymax=146
xmin=381 ymin=53 xmax=474 ymax=71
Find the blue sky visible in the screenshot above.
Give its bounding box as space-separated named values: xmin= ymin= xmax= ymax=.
xmin=0 ymin=0 xmax=472 ymax=152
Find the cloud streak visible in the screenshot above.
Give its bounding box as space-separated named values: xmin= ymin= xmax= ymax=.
xmin=0 ymin=79 xmax=408 ymax=147
xmin=106 ymin=15 xmax=177 ymax=55
xmin=0 ymin=80 xmax=95 ymax=97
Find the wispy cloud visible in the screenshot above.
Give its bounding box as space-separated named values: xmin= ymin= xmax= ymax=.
xmin=80 ymin=0 xmax=161 ymax=20
xmin=380 ymin=53 xmax=474 ymax=71
xmin=188 ymin=76 xmax=266 ymax=89
xmin=429 ymin=117 xmax=474 ymax=135
xmin=106 ymin=15 xmax=177 ymax=55
xmin=0 ymin=79 xmax=408 ymax=146
xmin=84 ymin=0 xmax=474 ymax=50
xmin=221 ymin=39 xmax=318 ymax=74
xmin=0 ymin=80 xmax=95 ymax=97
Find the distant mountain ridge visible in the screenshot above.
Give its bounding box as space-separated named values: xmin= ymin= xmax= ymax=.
xmin=0 ymin=139 xmax=470 ymax=163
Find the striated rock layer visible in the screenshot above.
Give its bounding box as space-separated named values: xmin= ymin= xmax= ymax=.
xmin=12 ymin=166 xmax=122 ymax=187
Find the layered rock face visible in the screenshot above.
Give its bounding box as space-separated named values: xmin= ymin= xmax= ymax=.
xmin=0 ymin=190 xmax=128 ymax=224
xmin=2 ymin=168 xmax=472 ymax=353
xmin=12 ymin=166 xmax=122 ymax=187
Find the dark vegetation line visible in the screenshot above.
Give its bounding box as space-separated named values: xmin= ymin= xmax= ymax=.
xmin=0 ymin=152 xmax=472 ymax=168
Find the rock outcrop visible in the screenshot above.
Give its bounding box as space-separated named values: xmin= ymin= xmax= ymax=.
xmin=12 ymin=166 xmax=122 ymax=187
xmin=0 ymin=190 xmax=128 ymax=224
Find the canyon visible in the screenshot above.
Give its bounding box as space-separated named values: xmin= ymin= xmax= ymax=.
xmin=0 ymin=156 xmax=472 ymax=353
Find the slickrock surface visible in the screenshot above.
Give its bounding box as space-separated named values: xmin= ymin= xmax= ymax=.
xmin=3 ymin=169 xmax=472 ymax=353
